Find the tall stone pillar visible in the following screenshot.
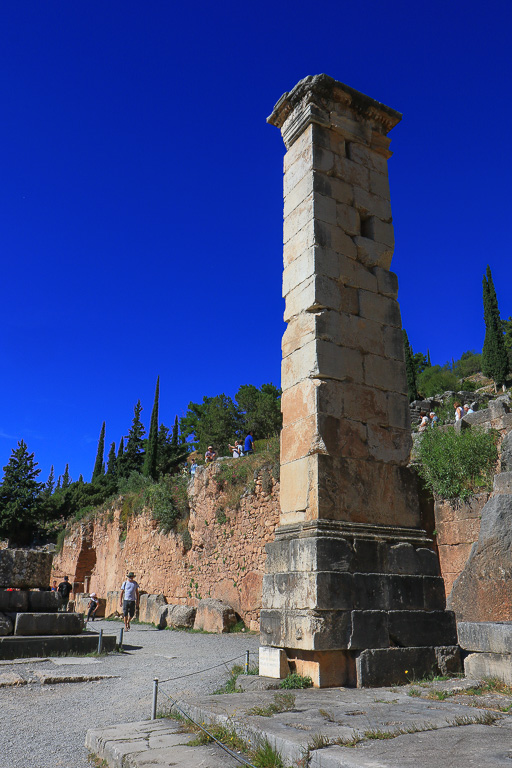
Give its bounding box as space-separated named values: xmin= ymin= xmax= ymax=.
xmin=260 ymin=75 xmax=459 ymax=687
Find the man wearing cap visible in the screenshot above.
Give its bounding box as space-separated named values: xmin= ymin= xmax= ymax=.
xmin=204 ymin=446 xmax=216 ymax=464
xmin=86 ymin=592 xmax=99 ymax=623
xmin=120 ymin=572 xmax=140 ymax=631
xmin=57 ymin=576 xmax=73 ymax=612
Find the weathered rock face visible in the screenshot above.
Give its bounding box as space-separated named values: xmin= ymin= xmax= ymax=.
xmin=139 ymin=594 xmax=167 ymax=627
xmin=193 ymin=598 xmax=237 ymax=633
xmin=52 ymin=464 xmax=279 ymax=630
xmin=434 ymin=495 xmax=486 ymax=597
xmin=0 ymin=612 xmax=13 ymax=636
xmin=167 ymin=604 xmax=196 ymax=629
xmin=448 ymin=494 xmax=512 ymax=622
xmin=0 ymin=549 xmax=53 ymax=589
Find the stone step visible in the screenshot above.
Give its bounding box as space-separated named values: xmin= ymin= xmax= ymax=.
xmin=458 ymin=621 xmax=512 ymax=653
xmin=0 ymin=590 xmax=59 ymax=613
xmin=0 ymin=633 xmax=117 ymax=659
xmin=14 ymin=612 xmax=83 ymax=636
xmin=464 ymin=652 xmax=512 ymax=684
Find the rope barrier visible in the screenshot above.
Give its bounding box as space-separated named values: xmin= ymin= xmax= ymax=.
xmin=158 ymin=653 xmax=246 ymax=684
xmin=158 ymin=688 xmax=258 ymax=768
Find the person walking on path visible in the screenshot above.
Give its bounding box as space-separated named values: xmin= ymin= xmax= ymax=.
xmin=86 ymin=593 xmax=99 ymax=623
xmin=244 ymin=431 xmax=254 ymax=455
xmin=120 ymin=572 xmax=139 ymax=631
xmin=57 ymin=576 xmax=73 ymax=612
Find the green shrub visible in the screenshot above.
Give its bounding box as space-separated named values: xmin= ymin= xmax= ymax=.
xmin=417 ymin=366 xmax=459 ymax=398
xmin=416 ymin=427 xmax=499 ymax=500
xmin=279 ymin=672 xmax=313 ymax=689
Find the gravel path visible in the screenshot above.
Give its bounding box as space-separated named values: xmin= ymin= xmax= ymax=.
xmin=0 ymin=620 xmax=261 ymax=768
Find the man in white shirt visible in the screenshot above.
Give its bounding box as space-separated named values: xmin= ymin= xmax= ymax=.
xmin=119 ymin=572 xmax=140 ymax=631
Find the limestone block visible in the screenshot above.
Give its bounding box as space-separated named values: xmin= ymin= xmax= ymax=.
xmin=319 ymin=221 xmax=358 ymax=260
xmin=283 ymin=170 xmax=313 ymax=218
xmin=0 ymin=612 xmax=13 ymax=636
xmin=283 ymin=134 xmax=312 ymax=195
xmin=311 ymin=145 xmax=335 ymax=173
xmin=369 ymin=169 xmax=390 ymax=199
xmin=364 ymin=216 xmax=394 ymax=247
xmin=14 ymin=612 xmax=83 ymax=636
xmin=282 ymin=339 xmax=364 ymax=391
xmin=461 ymin=409 xmax=490 ymax=427
xmin=236 ymin=674 xmax=281 ymax=691
xmin=283 ymin=121 xmax=312 ymax=172
xmin=464 ymin=652 xmax=512 ymax=685
xmin=458 ymin=621 xmax=512 ymax=654
xmin=367 ymin=424 xmax=411 ymax=464
xmin=283 ymin=219 xmax=315 ymax=267
xmin=28 ymin=591 xmax=59 ymax=612
xmin=283 ymin=193 xmax=314 ymax=244
xmin=311 ymin=123 xmax=346 ymax=154
xmin=313 ymin=192 xmax=337 ymax=225
xmin=281 ymin=414 xmax=342 ymax=465
xmin=386 ymin=392 xmax=410 ymax=429
xmin=500 ymin=432 xmax=512 ymax=471
xmin=282 ymin=245 xmax=340 ymax=297
xmin=0 ymin=590 xmax=28 ymax=612
xmin=260 ymin=607 xmax=354 ymax=650
xmin=281 ymin=378 xmax=318 ymax=425
xmin=279 ymin=457 xmax=311 ymax=516
xmin=336 ymin=202 xmax=360 ymax=236
xmin=340 ymin=382 xmax=387 ymax=425
xmin=338 ymin=253 xmax=378 ymax=293
xmin=138 ymin=594 xmax=168 ymax=625
xmin=0 ymin=549 xmax=53 ymax=589
xmin=387 ymin=610 xmax=457 ymax=647
xmin=193 ymin=599 xmax=237 ymax=633
xmin=383 ymin=325 xmax=405 ymax=361
xmin=292 ymin=648 xmax=355 ymax=687
xmin=330 ymin=111 xmax=372 ymax=145
xmin=353 ymin=236 xmax=393 ymax=269
xmin=370 ymin=130 xmax=392 ymax=157
xmin=364 ymin=354 xmax=407 ymax=394
xmin=282 ymin=313 xmax=316 ymax=358
xmin=334 ymin=155 xmax=369 ymax=188
xmin=353 ymin=186 xmax=392 ymax=221
xmin=356 ymin=646 xmax=461 ymax=687
xmin=359 ymin=290 xmax=400 ymax=327
xmin=284 ymin=275 xmax=341 ymax=322
xmin=493 ymin=472 xmax=512 ymax=494
xmin=166 ymin=604 xmax=196 ymax=629
xmin=347 ymin=142 xmax=389 ymax=174
xmin=317 ymin=312 xmax=385 ymax=357
xmin=314 ymin=174 xmax=353 ymax=206
xmin=258 ymin=646 xmax=289 ymax=679
xmin=105 ymin=591 xmax=122 ymax=617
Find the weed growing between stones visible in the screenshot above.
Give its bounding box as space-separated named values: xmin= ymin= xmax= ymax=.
xmin=87 ymin=755 xmax=108 ymax=767
xmin=279 ymin=673 xmax=313 ymax=689
xmin=246 ymin=692 xmax=296 ymax=717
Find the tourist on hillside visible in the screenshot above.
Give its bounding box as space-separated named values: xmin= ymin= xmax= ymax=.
xmin=205 ymin=446 xmax=217 ymax=464
xmin=464 ymin=404 xmax=474 ymax=415
xmin=418 ymin=412 xmax=429 ymax=432
xmin=454 ymin=402 xmax=464 ymax=421
xmin=57 ymin=576 xmax=73 ymax=612
xmin=86 ymin=593 xmax=99 ymax=623
xmin=228 ymin=440 xmax=243 ymax=458
xmin=120 ymin=572 xmax=140 ymax=631
xmin=244 ymin=430 xmax=254 ymax=455
xmin=429 ymin=411 xmax=439 ymax=427
xmin=190 ymin=459 xmax=198 ymax=477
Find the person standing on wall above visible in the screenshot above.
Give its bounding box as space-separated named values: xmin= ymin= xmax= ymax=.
xmin=244 ymin=430 xmax=254 ymax=455
xmin=205 ymin=446 xmax=217 ymax=464
xmin=454 ymin=402 xmax=464 ymax=422
xmin=120 ymin=572 xmax=139 ymax=631
xmin=57 ymin=576 xmax=72 ymax=612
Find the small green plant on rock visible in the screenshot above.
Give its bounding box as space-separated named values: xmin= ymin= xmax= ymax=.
xmin=279 ymin=673 xmax=313 ymax=689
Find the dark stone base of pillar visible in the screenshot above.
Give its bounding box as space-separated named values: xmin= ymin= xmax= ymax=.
xmin=355 ymin=646 xmax=461 ymax=687
xmin=0 ymin=634 xmax=117 ymax=659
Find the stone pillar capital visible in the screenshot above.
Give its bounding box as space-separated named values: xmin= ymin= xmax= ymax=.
xmin=267 ymin=74 xmax=402 ymax=150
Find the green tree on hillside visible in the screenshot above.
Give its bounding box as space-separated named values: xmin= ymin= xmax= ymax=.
xmin=106 ymin=442 xmax=117 ymax=478
xmin=482 ymin=266 xmax=509 ymax=390
xmin=402 ymin=330 xmax=418 ymax=402
xmin=454 ymin=350 xmax=482 ymax=379
xmin=91 ymin=421 xmax=106 ymax=482
xmin=157 ymin=421 xmax=189 ymax=476
xmin=181 ymin=393 xmax=243 ymax=455
xmin=61 ymin=464 xmax=71 ymax=489
xmin=416 ymin=365 xmax=459 ymax=398
xmin=118 ymin=401 xmax=145 ymax=477
xmin=236 ymin=383 xmax=282 ymax=439
xmin=0 ymin=440 xmax=43 ymax=543
xmin=143 ymin=377 xmax=160 ymax=480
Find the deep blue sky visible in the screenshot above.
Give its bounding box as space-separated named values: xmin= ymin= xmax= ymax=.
xmin=1 ymin=1 xmax=511 ymax=482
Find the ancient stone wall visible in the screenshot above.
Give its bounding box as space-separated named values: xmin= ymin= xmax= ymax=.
xmin=52 ymin=462 xmax=279 ymax=630
xmin=434 ymin=495 xmax=486 ymax=597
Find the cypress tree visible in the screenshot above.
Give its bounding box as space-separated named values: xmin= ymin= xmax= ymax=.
xmin=482 ymin=266 xmax=509 ymax=390
xmin=143 ymin=377 xmax=160 ymax=480
xmin=61 ymin=464 xmax=71 ymax=489
xmin=427 ymin=349 xmax=432 ymax=367
xmin=119 ymin=401 xmax=145 ymax=477
xmin=91 ymin=421 xmax=106 ymax=482
xmin=0 ymin=440 xmax=44 ymax=543
xmin=117 ymin=437 xmax=124 ymax=460
xmin=402 ymin=330 xmax=418 ymax=402
xmin=106 ymin=442 xmax=117 ymax=477
xmin=171 ymin=414 xmax=179 ymax=448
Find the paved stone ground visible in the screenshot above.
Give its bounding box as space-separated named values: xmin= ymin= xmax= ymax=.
xmin=0 ymin=619 xmax=260 ymax=768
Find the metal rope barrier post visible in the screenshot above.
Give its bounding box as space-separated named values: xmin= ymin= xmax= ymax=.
xmin=151 ymin=678 xmax=159 ymax=720
xmin=118 ymin=627 xmax=124 ymax=650
xmin=245 ymin=650 xmax=250 ymax=674
xmin=97 ymin=629 xmax=103 ymax=654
